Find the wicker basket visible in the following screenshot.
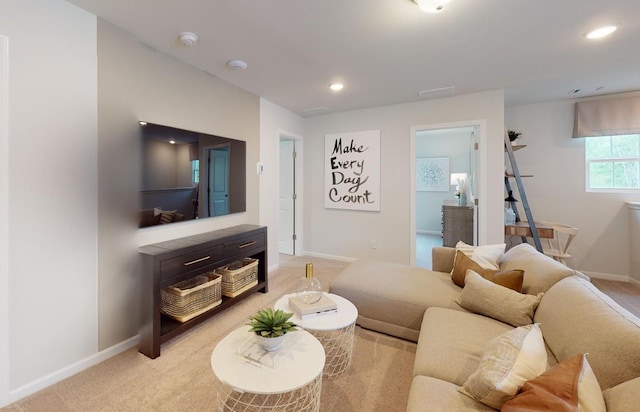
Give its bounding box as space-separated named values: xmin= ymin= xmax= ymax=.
xmin=161 ymin=272 xmax=222 ymax=322
xmin=216 ymin=258 xmax=259 ymax=297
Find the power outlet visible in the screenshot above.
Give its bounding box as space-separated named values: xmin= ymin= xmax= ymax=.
xmin=370 ymin=240 xmax=377 ymax=249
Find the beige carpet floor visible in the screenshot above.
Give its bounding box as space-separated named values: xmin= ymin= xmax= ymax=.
xmin=2 ymin=255 xmax=416 ymax=412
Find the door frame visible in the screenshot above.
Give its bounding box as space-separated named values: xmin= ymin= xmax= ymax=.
xmin=1 ymin=35 xmax=9 ymax=407
xmin=409 ymin=119 xmax=486 ymax=265
xmin=278 ymin=130 xmax=304 ymax=256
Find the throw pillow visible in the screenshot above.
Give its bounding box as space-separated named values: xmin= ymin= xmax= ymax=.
xmin=499 ymin=243 xmax=576 ymax=295
xmin=459 ymin=323 xmax=548 ymax=410
xmin=456 ymin=271 xmax=542 ymax=327
xmin=451 ymin=251 xmax=524 ymax=291
xmin=502 ymin=354 xmax=606 ymax=412
xmin=454 ymin=241 xmax=506 ymax=270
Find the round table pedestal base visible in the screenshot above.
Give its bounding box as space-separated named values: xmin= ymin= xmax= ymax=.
xmin=215 ymin=373 xmax=322 ymax=412
xmin=308 ymin=322 xmax=355 ymax=379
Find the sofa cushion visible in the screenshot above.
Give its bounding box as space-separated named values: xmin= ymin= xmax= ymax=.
xmin=407 ymin=376 xmax=495 ymax=412
xmin=534 ymin=276 xmax=640 ymax=390
xmin=414 ymin=307 xmax=513 ymax=386
xmin=451 ymin=251 xmax=524 ymax=291
xmin=499 ymin=243 xmax=576 ymax=295
xmin=459 ymin=323 xmax=548 ymax=410
xmin=329 ymin=260 xmax=464 ymax=342
xmin=455 ymin=241 xmax=505 ymax=270
xmin=502 ymin=354 xmax=606 ymax=412
xmin=456 ymin=271 xmax=542 ymax=327
xmin=602 ymin=377 xmax=640 ymax=411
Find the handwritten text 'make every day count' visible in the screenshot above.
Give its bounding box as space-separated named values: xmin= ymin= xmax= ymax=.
xmin=328 ymin=138 xmax=374 ymax=204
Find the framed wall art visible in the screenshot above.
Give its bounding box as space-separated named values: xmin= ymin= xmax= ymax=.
xmin=416 ymin=157 xmax=449 ymax=192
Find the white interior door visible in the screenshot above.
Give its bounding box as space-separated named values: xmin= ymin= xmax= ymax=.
xmin=208 ymin=145 xmax=230 ymax=217
xmin=279 ymin=139 xmax=295 ymax=255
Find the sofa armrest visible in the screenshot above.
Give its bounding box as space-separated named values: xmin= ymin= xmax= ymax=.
xmin=432 ymin=247 xmax=456 ymax=273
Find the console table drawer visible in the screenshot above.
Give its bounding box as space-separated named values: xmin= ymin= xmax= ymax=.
xmin=160 ymin=245 xmax=224 ymax=278
xmin=224 ymin=232 xmax=265 ymax=258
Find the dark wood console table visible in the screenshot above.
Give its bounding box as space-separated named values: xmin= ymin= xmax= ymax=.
xmin=138 ymin=224 xmax=268 ymax=358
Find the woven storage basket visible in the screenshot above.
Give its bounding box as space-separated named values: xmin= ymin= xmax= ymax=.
xmin=216 ymin=258 xmax=259 ymax=297
xmin=161 ymin=272 xmax=221 ymax=322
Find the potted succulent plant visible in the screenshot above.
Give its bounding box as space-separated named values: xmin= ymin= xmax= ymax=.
xmin=247 ymin=308 xmax=297 ymax=351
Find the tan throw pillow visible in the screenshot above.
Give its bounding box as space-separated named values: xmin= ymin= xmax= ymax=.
xmin=456 ymin=271 xmax=542 ymax=327
xmin=451 ymin=251 xmax=524 ymax=291
xmin=454 ymin=241 xmax=505 ymax=270
xmin=499 ymin=243 xmax=576 ymax=295
xmin=459 ymin=323 xmax=548 ymax=410
xmin=159 ymin=209 xmax=177 ymax=224
xmin=502 ymin=354 xmax=606 ymax=412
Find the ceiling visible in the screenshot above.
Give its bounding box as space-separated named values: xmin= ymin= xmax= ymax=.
xmin=66 ymin=0 xmax=640 ymax=117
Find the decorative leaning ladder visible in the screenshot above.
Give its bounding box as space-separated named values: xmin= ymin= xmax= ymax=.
xmin=504 ymin=131 xmax=543 ymax=252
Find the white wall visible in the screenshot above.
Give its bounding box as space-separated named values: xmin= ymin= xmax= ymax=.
xmin=1 ymin=0 xmax=98 ymax=398
xmin=506 ymin=96 xmax=640 ymax=281
xmin=304 ymin=90 xmax=505 ymax=264
xmin=98 ymin=19 xmax=261 ymax=349
xmin=259 ymin=99 xmax=306 ymax=269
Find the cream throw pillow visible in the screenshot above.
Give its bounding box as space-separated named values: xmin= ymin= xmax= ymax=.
xmin=456 ymin=270 xmax=542 ymax=327
xmin=454 ymin=241 xmax=505 ymax=270
xmin=459 ymin=323 xmax=548 ymax=410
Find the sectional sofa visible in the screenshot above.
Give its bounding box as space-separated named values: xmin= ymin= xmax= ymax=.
xmin=330 ymin=243 xmax=640 ymax=411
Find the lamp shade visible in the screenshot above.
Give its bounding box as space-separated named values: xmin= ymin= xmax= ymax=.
xmin=450 ymin=173 xmax=468 ymax=185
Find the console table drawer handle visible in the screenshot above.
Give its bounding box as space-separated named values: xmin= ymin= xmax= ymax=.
xmin=238 ymin=241 xmax=256 ymax=249
xmin=183 ymin=256 xmax=211 ymax=266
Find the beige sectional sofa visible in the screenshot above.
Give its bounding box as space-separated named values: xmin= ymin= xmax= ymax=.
xmin=330 ymin=243 xmax=640 ymax=411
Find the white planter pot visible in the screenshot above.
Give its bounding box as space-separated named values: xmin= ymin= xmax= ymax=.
xmin=255 ymin=334 xmax=285 ymax=351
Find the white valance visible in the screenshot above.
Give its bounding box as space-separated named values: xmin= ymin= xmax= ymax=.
xmin=573 ymin=95 xmax=640 ymax=137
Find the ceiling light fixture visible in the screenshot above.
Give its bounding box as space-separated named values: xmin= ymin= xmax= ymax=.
xmin=586 ymin=25 xmax=618 ymax=39
xmin=179 ymin=32 xmax=198 ymax=46
xmin=169 ymin=139 xmax=176 ymax=144
xmin=227 ymin=59 xmax=248 ymax=70
xmin=413 ymin=0 xmax=450 ymax=13
xmin=329 ymin=83 xmax=344 ymax=91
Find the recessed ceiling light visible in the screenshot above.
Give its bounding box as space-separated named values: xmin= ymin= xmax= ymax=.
xmin=329 ymin=83 xmax=344 ymax=91
xmin=169 ymin=140 xmax=176 ymax=144
xmin=413 ymin=0 xmax=451 ymax=13
xmin=586 ymin=25 xmax=618 ymax=39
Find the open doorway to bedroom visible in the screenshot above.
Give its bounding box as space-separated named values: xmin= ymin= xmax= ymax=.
xmin=413 ymin=124 xmax=479 ymax=269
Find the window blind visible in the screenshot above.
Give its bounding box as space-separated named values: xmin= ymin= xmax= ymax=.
xmin=573 ymin=95 xmax=640 ymax=138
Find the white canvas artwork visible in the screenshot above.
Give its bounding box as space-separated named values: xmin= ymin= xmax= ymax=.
xmin=416 ymin=157 xmax=449 ymax=191
xmin=325 ymin=129 xmax=381 ymax=211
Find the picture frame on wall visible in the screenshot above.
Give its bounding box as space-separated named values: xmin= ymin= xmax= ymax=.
xmin=416 ymin=157 xmax=449 ymax=192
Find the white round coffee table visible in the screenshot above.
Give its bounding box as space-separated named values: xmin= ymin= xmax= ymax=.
xmin=210 ymin=326 xmax=325 ymax=412
xmin=275 ymin=292 xmax=358 ymax=378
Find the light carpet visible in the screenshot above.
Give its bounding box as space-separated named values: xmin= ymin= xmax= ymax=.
xmin=2 ymin=255 xmax=416 ymax=412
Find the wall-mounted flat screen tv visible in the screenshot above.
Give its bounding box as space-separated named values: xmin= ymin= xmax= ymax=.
xmin=138 ymin=122 xmax=246 ymax=227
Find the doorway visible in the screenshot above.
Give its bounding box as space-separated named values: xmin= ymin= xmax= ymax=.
xmin=206 ymin=144 xmax=230 ymax=217
xmin=412 ymin=123 xmax=481 ymax=268
xmin=279 ymin=138 xmax=296 ymax=255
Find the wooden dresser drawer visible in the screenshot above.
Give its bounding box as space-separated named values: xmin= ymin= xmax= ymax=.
xmin=224 ymin=231 xmax=265 ymax=258
xmin=160 ymin=245 xmax=224 ymax=279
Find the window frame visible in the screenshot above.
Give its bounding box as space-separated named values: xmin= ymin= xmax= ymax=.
xmin=585 ymin=134 xmax=640 ymax=193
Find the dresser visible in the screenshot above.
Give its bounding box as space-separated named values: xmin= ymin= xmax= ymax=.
xmin=441 ymin=200 xmax=474 ymax=247
xmin=138 ymin=224 xmax=267 ymax=358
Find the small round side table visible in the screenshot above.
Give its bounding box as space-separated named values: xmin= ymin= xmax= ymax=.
xmin=210 ymin=326 xmax=325 ymax=412
xmin=275 ymin=293 xmax=358 ymax=378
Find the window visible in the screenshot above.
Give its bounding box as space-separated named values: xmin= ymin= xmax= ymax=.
xmin=585 ymin=134 xmax=639 ymax=191
xmin=192 ymin=159 xmax=199 ymax=184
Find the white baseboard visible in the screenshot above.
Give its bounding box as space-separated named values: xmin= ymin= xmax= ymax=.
xmin=301 ymin=250 xmax=357 ymax=263
xmin=582 ymin=270 xmax=632 ymax=283
xmin=9 ymin=335 xmax=139 ymax=405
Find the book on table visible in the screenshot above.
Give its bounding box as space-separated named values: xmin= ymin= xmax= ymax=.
xmin=288 ymin=294 xmax=338 ymax=318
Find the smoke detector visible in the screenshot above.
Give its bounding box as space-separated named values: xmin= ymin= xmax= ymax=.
xmin=179 ymin=32 xmax=198 ymax=47
xmin=227 ymin=59 xmax=248 ymax=70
